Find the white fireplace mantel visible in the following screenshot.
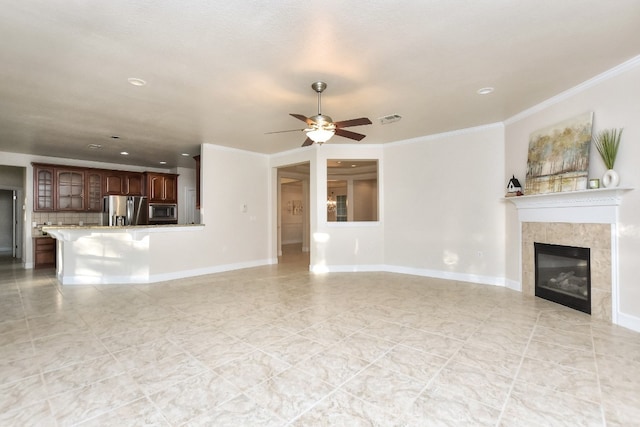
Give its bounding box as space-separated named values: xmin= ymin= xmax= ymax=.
xmin=506 ymin=187 xmax=633 ymax=224
xmin=508 ymin=187 xmax=634 ymax=328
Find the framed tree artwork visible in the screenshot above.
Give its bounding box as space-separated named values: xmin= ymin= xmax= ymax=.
xmin=525 ymin=112 xmax=593 ymax=195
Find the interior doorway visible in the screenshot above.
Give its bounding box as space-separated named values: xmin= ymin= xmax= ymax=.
xmin=277 ymin=162 xmax=310 ymax=264
xmin=0 ymin=190 xmax=15 ymax=257
xmin=0 ymin=165 xmax=25 ymax=262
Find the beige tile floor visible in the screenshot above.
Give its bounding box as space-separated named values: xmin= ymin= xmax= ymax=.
xmin=1 ymin=247 xmax=640 ymax=426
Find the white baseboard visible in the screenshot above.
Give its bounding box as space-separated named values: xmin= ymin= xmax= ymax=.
xmin=381 ymin=265 xmax=506 ymax=287
xmin=59 ymin=258 xmax=278 ymax=285
xmin=312 ymin=263 xmax=506 ymax=287
xmin=149 ymin=258 xmax=277 ymax=283
xmin=60 ymin=274 xmax=150 ymax=285
xmin=322 ymin=264 xmax=382 ymax=273
xmin=616 ymin=311 xmax=640 ymax=333
xmin=505 ymin=279 xmax=521 ymax=291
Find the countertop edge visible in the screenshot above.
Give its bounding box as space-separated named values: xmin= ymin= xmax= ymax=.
xmin=42 ymin=224 xmax=205 ymax=240
xmin=42 ymin=224 xmax=205 ymax=231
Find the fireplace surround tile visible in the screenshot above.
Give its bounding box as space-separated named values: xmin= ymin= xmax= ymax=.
xmin=522 ymin=222 xmax=612 ymax=322
xmin=591 ymin=288 xmax=612 ymax=321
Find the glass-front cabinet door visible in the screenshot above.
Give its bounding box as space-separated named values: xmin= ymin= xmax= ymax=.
xmin=86 ymin=172 xmax=103 ymax=211
xmin=34 ymin=165 xmax=54 ymax=211
xmin=57 ymin=170 xmax=85 ymax=211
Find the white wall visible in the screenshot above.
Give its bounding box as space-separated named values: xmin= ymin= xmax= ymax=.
xmin=269 ymin=144 xmax=385 ymax=272
xmin=313 ymin=144 xmax=385 ymax=271
xmin=148 ymin=143 xmax=272 ymax=277
xmin=384 ymin=125 xmax=507 ymax=285
xmin=0 ymin=165 xmax=24 ymax=187
xmin=504 ymin=57 xmax=640 ymax=325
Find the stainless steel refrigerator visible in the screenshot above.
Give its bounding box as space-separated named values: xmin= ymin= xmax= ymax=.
xmin=102 ymin=195 xmax=148 ymax=226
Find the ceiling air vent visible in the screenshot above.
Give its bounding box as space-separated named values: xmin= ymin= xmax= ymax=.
xmin=378 ymin=114 xmax=402 ymax=125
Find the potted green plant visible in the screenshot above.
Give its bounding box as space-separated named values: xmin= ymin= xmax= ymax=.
xmin=593 ymin=128 xmax=622 ymax=188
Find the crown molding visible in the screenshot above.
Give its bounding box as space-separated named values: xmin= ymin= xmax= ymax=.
xmin=505 ymin=55 xmax=640 ymax=125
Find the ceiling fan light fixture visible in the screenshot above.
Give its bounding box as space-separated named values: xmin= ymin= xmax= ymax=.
xmin=279 ymin=81 xmax=372 ymax=147
xmin=307 ymin=128 xmax=335 ymax=144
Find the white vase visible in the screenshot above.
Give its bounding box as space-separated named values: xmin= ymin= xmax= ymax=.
xmin=602 ymin=169 xmax=620 ymax=188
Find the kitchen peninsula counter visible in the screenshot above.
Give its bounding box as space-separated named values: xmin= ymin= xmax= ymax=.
xmin=41 ymin=224 xmax=205 ymax=285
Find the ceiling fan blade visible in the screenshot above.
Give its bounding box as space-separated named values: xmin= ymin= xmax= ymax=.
xmin=265 ymin=129 xmax=305 ymax=135
xmin=290 ymin=113 xmax=316 ymax=126
xmin=301 ymin=137 xmax=314 ymax=147
xmin=335 ymin=128 xmax=367 ymax=141
xmin=334 ymin=117 xmax=372 ymax=128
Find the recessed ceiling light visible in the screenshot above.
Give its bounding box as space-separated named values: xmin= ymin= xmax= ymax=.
xmin=120 ymin=151 xmax=129 ymax=156
xmin=159 ymin=161 xmax=167 ymax=165
xmin=87 ymin=144 xmax=102 ymax=149
xmin=477 ymin=87 xmax=494 ymax=95
xmin=127 ymin=78 xmax=146 ymax=87
xmin=181 ymin=153 xmax=190 ymax=157
xmin=110 ymin=135 xmax=120 ymax=139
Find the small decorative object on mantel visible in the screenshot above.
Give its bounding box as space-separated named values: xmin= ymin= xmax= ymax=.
xmin=593 ymin=128 xmax=622 ymax=188
xmin=588 ymin=178 xmax=600 ymax=189
xmin=506 ymin=175 xmax=523 ymax=197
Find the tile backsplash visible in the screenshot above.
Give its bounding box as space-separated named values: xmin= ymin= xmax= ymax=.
xmin=32 ymin=212 xmax=102 ymax=226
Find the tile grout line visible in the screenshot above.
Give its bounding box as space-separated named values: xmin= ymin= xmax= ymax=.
xmin=284 ymin=341 xmax=402 ymax=426
xmin=19 ymin=274 xmax=58 ymax=425
xmin=494 ymin=310 xmax=541 ymax=427
xmin=590 ymin=323 xmax=608 ymax=426
xmin=395 ymin=312 xmax=490 ymax=422
xmin=281 ymin=313 xmax=413 ymax=425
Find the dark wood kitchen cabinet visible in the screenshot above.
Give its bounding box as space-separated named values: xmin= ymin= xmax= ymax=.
xmin=104 ymin=173 xmax=124 ymax=195
xmin=34 ymin=165 xmax=55 ymax=211
xmin=86 ymin=171 xmax=103 ymax=212
xmin=33 ymin=163 xmax=179 ymax=212
xmin=34 ymin=237 xmax=56 ymax=269
xmin=125 ymin=173 xmax=144 ymax=196
xmin=34 ymin=163 xmax=98 ymax=212
xmin=145 ymin=172 xmax=178 ymax=203
xmin=56 ymin=168 xmax=85 ymax=211
xmin=104 ymin=172 xmax=144 ymax=196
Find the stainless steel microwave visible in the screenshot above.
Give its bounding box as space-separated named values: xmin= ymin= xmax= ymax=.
xmin=149 ymin=204 xmax=177 ymax=223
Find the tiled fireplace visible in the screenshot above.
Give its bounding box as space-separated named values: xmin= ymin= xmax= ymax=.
xmin=522 ymin=221 xmax=609 ymax=320
xmin=509 ymin=188 xmax=630 ymax=324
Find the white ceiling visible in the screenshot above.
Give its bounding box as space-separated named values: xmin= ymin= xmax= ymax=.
xmin=1 ymin=1 xmax=639 ymax=169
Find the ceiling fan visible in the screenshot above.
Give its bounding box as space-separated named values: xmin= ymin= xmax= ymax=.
xmin=267 ymin=81 xmax=372 ymax=147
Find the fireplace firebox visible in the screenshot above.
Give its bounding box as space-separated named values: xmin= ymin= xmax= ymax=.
xmin=534 ymin=242 xmax=591 ymax=314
